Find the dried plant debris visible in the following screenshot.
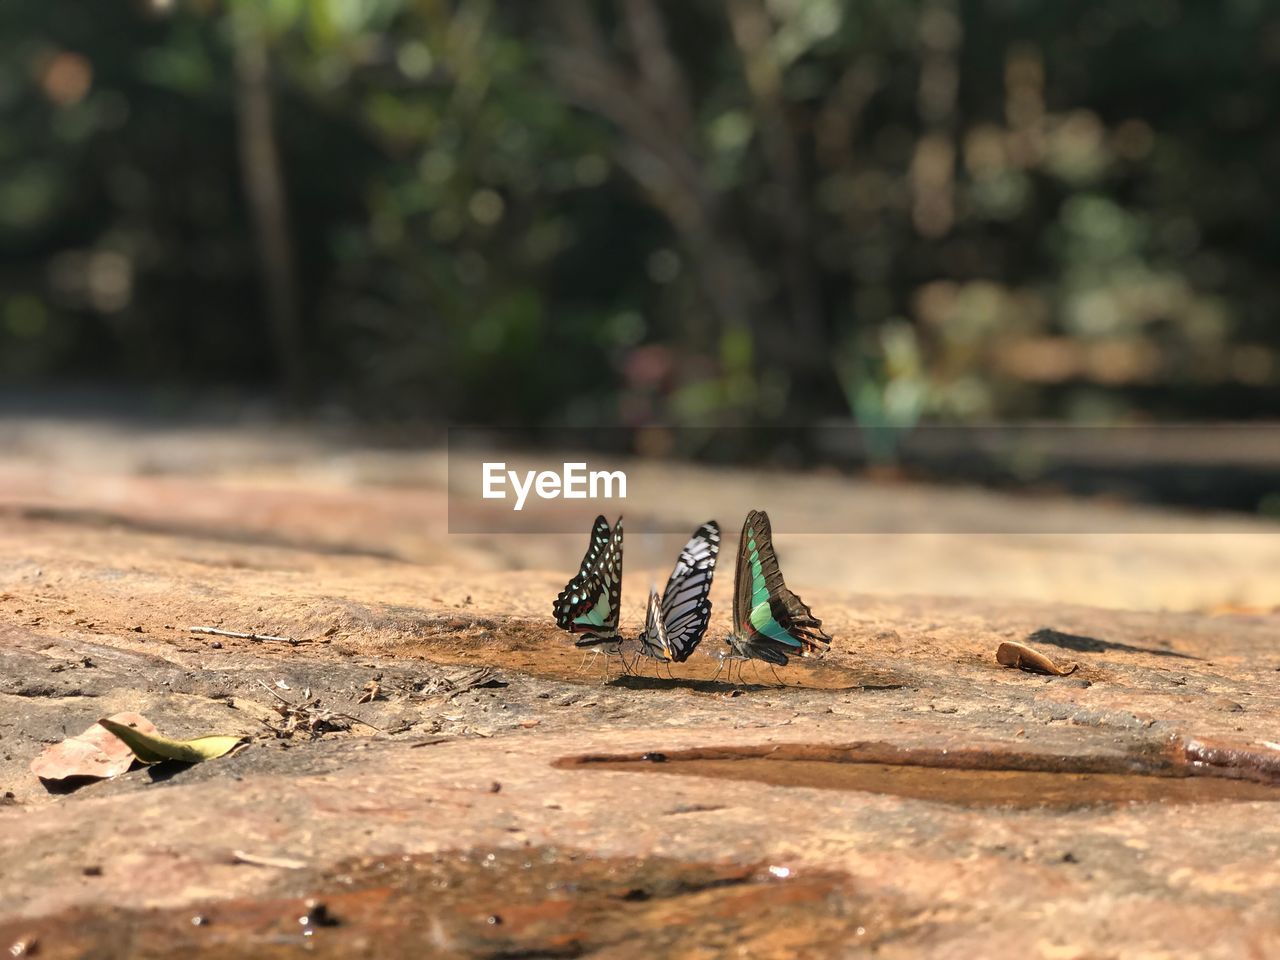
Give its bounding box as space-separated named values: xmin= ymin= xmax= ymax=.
xmin=356 ymin=679 xmax=382 ymax=704
xmin=401 ymin=666 xmax=507 ymax=702
xmin=257 ymin=680 xmax=381 ymax=739
xmin=996 ymin=641 xmax=1079 ymax=677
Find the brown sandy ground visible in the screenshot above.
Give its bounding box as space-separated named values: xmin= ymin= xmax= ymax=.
xmin=1 ymin=419 xmax=1280 ymax=957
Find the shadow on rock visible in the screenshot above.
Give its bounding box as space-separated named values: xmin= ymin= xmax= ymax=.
xmin=1029 ymin=627 xmax=1202 ymax=661
xmin=609 ymin=674 xmax=777 ymax=694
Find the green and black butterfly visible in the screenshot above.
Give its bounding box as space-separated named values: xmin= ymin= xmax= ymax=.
xmin=723 ymin=509 xmax=830 ymax=669
xmin=636 ymin=521 xmax=720 ymax=665
xmin=553 ymin=515 xmax=624 ymax=654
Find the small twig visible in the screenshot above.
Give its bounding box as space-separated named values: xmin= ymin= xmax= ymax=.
xmin=256 ymin=679 xmax=298 ymax=705
xmin=337 ymin=713 xmax=385 ymax=733
xmin=190 ymin=626 xmax=300 ymax=645
xmin=409 ymin=736 xmax=450 ymax=749
xmin=231 ymin=850 xmax=307 ymax=870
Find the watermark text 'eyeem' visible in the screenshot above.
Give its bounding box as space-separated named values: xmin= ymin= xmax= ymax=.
xmin=481 ymin=462 xmax=626 ymax=511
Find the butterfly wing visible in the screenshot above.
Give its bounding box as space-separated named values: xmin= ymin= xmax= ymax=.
xmin=733 ymin=512 xmax=752 ymax=639
xmin=637 ymin=586 xmax=669 ymax=660
xmin=553 ymin=516 xmax=623 ymax=639
xmin=659 ymin=521 xmax=720 ymax=662
xmin=734 ymin=510 xmax=830 ymax=661
xmin=585 ymin=517 xmax=624 ymax=641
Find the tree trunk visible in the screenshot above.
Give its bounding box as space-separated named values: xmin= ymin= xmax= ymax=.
xmin=232 ymin=10 xmax=305 ymax=407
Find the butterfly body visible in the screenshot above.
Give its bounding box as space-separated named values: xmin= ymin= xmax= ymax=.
xmin=635 ymin=521 xmax=720 ymax=663
xmin=725 ymin=510 xmax=831 ymax=666
xmin=553 ymin=515 xmax=624 ymax=653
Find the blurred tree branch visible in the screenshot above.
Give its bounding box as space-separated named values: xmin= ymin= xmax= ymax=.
xmin=232 ymin=2 xmax=305 ymax=405
xmin=545 ymin=0 xmax=758 ymax=351
xmin=725 ymin=0 xmax=823 ymax=369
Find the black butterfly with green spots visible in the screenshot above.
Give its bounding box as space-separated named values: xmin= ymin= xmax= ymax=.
xmin=553 ymin=515 xmax=623 ymax=652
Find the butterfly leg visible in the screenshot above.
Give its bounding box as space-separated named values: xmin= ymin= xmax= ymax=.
xmin=768 ymin=665 xmax=786 ymax=687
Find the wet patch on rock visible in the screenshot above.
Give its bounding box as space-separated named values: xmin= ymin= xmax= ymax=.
xmin=563 ymin=741 xmax=1280 ymax=809
xmin=0 ymin=848 xmax=903 ymax=959
xmin=393 ymin=616 xmax=887 ymax=691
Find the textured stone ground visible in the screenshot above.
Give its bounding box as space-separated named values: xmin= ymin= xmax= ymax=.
xmin=1 ymin=418 xmax=1279 ymax=958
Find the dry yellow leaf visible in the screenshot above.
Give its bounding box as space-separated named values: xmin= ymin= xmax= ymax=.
xmin=97 ymin=717 xmax=248 ymax=764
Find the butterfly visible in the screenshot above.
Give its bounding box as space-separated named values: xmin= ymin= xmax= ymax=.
xmin=723 ymin=509 xmax=830 ymax=668
xmin=636 ymin=521 xmax=720 ymax=664
xmin=553 ymin=515 xmax=624 ymax=653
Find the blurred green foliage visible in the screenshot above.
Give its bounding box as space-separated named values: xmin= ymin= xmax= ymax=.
xmin=1 ymin=0 xmax=1278 ymax=425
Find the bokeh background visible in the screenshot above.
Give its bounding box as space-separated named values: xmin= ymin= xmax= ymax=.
xmin=3 ymin=0 xmax=1279 ymax=431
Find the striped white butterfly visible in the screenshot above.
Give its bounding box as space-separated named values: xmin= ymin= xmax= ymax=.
xmin=637 ymin=521 xmax=720 ymax=663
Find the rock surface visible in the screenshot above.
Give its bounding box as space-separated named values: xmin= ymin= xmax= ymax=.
xmin=1 ymin=419 xmax=1279 ymax=957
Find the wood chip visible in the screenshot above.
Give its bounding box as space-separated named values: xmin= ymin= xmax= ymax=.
xmin=996 ymin=640 xmax=1078 ymax=676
